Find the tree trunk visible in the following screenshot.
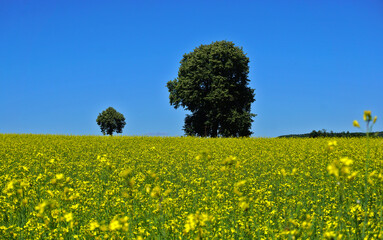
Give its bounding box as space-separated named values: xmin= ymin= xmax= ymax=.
xmin=211 ymin=122 xmax=218 ymax=137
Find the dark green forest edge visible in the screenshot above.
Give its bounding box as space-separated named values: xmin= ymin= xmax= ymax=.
xmin=278 ymin=130 xmax=383 ymax=138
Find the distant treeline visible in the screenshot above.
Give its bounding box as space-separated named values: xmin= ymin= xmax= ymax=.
xmin=278 ymin=130 xmax=383 ymax=138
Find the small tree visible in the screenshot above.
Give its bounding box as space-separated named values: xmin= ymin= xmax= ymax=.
xmin=96 ymin=107 xmax=126 ymax=136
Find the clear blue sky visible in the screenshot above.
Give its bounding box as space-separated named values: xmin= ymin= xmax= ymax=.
xmin=1 ymin=0 xmax=382 ymax=137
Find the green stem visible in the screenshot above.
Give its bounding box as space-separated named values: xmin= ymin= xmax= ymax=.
xmin=362 ymin=122 xmax=370 ymax=238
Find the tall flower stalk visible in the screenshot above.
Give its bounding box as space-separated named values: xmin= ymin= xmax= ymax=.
xmin=353 ymin=110 xmax=378 ymax=238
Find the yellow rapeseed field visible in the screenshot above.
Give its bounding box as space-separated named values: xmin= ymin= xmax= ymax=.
xmin=0 ymin=115 xmax=382 ymax=239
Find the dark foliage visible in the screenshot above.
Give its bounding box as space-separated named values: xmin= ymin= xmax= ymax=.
xmin=278 ymin=130 xmax=383 ymax=138
xmin=167 ymin=40 xmax=256 ymax=137
xmin=96 ymin=107 xmax=126 ymax=136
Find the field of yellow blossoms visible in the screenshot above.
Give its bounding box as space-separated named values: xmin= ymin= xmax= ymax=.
xmin=1 ymin=130 xmax=383 ymax=239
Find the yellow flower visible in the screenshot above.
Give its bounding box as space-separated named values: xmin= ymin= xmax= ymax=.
xmin=184 ymin=214 xmax=197 ymax=233
xmin=235 ymin=180 xmax=247 ymax=187
xmin=373 ymin=116 xmax=377 ymax=124
xmin=35 ymin=201 xmax=47 ymax=214
xmin=64 ymin=212 xmax=73 ymax=222
xmin=47 ymin=190 xmax=54 ymax=197
xmin=56 ymin=174 xmax=64 ymax=180
xmin=120 ymin=216 xmax=128 ymax=223
xmin=89 ymin=220 xmax=100 ymax=230
xmin=109 ymin=219 xmax=122 ymax=231
xmin=364 ymin=110 xmax=372 ymax=121
xmin=341 ymin=166 xmax=350 ymax=175
xmin=324 ymin=231 xmax=336 ymax=239
xmin=347 ymin=171 xmax=358 ymax=181
xmin=239 ymin=201 xmax=249 ymax=211
xmin=150 ymin=186 xmax=161 ymax=198
xmin=327 ymin=163 xmax=339 ymax=177
xmin=328 ymin=140 xmax=337 ymax=147
xmin=353 ymin=120 xmax=360 ymax=128
xmin=327 ymin=140 xmax=337 ymax=151
xmin=70 ymin=204 xmax=79 ymax=210
xmin=234 ymin=187 xmax=242 ymax=196
xmin=339 ymin=157 xmax=353 ymax=166
xmin=234 ymin=180 xmax=246 ymax=196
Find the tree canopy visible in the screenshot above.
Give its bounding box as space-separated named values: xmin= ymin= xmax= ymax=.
xmin=96 ymin=107 xmax=126 ymax=136
xmin=167 ymin=40 xmax=256 ymax=137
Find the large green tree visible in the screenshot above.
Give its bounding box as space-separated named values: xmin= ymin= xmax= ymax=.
xmin=167 ymin=40 xmax=256 ymax=137
xmin=96 ymin=107 xmax=126 ymax=136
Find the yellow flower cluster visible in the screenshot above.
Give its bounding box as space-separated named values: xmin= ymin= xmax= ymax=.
xmin=0 ymin=131 xmax=382 ymax=239
xmin=184 ymin=211 xmax=211 ymax=234
xmin=327 ymin=157 xmax=357 ymax=179
xmin=353 ymin=110 xmax=378 ymax=129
